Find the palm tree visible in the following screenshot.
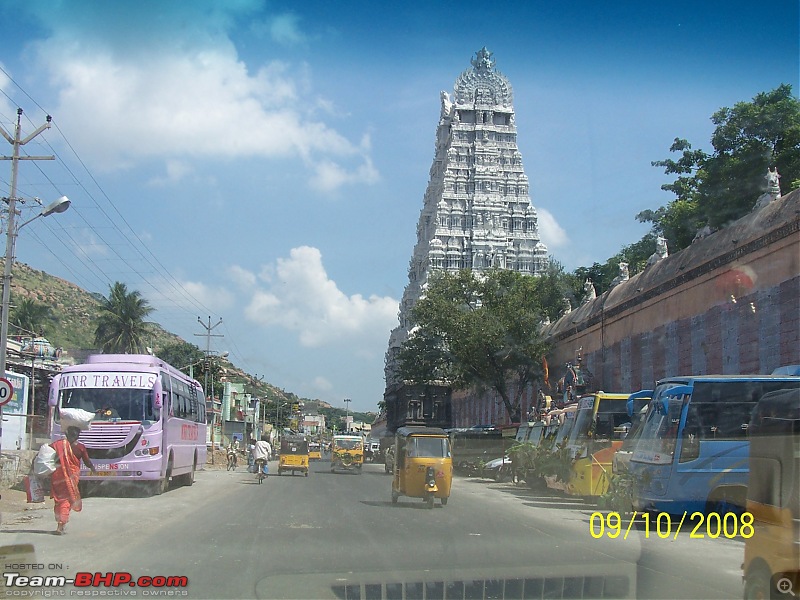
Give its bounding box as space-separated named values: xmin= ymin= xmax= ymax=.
xmin=10 ymin=297 xmax=52 ymax=337
xmin=94 ymin=282 xmax=155 ymax=353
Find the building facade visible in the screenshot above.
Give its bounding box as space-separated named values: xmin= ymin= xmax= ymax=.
xmin=385 ymin=48 xmax=549 ymax=385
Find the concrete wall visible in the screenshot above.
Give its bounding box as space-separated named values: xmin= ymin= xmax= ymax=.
xmin=451 ymin=189 xmax=800 ymax=427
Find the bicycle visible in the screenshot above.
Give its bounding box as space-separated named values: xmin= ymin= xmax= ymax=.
xmin=227 ymin=451 xmax=238 ymax=471
xmin=255 ymin=458 xmax=267 ymax=483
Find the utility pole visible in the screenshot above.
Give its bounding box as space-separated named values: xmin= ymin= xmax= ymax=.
xmin=0 ymin=109 xmax=55 ymax=456
xmin=195 ymin=316 xmax=223 ymax=463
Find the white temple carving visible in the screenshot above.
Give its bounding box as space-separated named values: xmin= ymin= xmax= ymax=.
xmin=385 ymin=48 xmax=549 ymax=385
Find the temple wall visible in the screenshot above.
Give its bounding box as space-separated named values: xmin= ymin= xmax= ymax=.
xmin=451 ymin=189 xmax=800 ymax=427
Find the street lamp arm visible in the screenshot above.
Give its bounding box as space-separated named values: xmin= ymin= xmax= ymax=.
xmin=18 ymin=196 xmax=71 ymax=229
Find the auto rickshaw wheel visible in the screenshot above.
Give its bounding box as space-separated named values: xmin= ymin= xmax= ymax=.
xmin=305 ymin=470 xmax=308 ymax=477
xmin=441 ymin=497 xmax=448 ymax=506
xmin=425 ymin=494 xmax=434 ymax=509
xmin=391 ymin=490 xmax=399 ymax=504
xmin=743 ymin=564 xmax=771 ymax=600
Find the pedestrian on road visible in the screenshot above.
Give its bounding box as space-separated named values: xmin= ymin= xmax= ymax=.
xmin=50 ymin=426 xmax=95 ymax=535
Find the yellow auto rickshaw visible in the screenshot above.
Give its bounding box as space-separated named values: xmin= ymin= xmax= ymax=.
xmin=308 ymin=441 xmax=322 ymax=461
xmin=278 ymin=435 xmax=309 ymax=476
xmin=743 ymin=388 xmax=800 ymax=598
xmin=330 ymin=435 xmax=364 ymax=473
xmin=391 ymin=426 xmax=452 ymax=508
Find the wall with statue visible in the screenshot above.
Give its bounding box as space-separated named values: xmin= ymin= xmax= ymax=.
xmin=450 ymin=188 xmax=799 ymax=427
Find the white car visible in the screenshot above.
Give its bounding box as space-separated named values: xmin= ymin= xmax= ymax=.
xmin=481 ymin=455 xmax=512 ymax=481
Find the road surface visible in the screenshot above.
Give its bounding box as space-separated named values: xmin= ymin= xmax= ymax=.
xmin=0 ymin=460 xmax=745 ymax=599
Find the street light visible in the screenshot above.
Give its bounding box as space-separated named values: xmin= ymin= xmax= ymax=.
xmin=344 ymin=398 xmax=351 ymax=432
xmin=0 ymin=195 xmax=71 ymax=380
xmin=0 ymin=194 xmax=70 ymax=458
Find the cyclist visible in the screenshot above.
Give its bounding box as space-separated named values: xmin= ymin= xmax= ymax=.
xmin=226 ymin=443 xmax=238 ymax=470
xmin=252 ymin=439 xmax=271 ymax=479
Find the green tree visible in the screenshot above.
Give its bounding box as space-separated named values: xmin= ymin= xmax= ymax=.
xmin=702 ymin=84 xmax=800 ymax=226
xmin=572 ymin=233 xmax=660 ymax=293
xmin=10 ymin=297 xmax=52 ymax=337
xmin=642 ymin=85 xmax=800 ymax=251
xmin=157 ymin=340 xmax=204 ymax=373
xmin=94 ymin=281 xmax=155 ymax=353
xmin=397 ymin=269 xmax=556 ymax=420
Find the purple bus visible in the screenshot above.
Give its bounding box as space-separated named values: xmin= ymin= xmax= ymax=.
xmin=49 ymin=354 xmax=207 ymax=495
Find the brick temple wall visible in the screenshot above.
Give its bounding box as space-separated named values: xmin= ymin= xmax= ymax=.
xmin=450 ymin=189 xmax=799 ymax=427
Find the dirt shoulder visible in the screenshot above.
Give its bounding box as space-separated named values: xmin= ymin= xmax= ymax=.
xmin=0 ymin=485 xmax=49 ymax=525
xmin=0 ymin=450 xmax=231 ymax=520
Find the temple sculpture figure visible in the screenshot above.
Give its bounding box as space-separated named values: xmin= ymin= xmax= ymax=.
xmin=384 ymin=48 xmax=549 ymax=386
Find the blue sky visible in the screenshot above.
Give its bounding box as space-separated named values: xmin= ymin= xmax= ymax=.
xmin=0 ymin=1 xmax=796 ymax=413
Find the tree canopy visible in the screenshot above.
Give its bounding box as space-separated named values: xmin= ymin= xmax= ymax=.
xmin=397 ymin=268 xmax=565 ymax=420
xmin=639 ymin=84 xmax=799 ymax=251
xmin=94 ymin=281 xmax=155 ymax=354
xmin=10 ymin=297 xmax=53 ymax=337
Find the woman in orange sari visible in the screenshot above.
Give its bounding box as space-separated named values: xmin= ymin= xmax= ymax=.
xmin=50 ymin=426 xmax=95 ymax=535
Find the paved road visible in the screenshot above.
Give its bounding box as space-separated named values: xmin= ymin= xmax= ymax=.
xmin=0 ymin=460 xmax=744 ymax=599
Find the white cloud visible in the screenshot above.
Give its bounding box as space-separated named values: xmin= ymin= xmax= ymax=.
xmin=243 ymin=246 xmax=398 ymax=348
xmin=536 ymin=207 xmax=569 ymax=250
xmin=150 ymin=277 xmax=235 ymax=315
xmin=269 ymin=14 xmax=307 ymax=46
xmin=227 ymin=265 xmax=258 ymax=289
xmin=24 ymin=5 xmax=378 ymax=192
xmin=71 ymin=229 xmax=110 ymax=259
xmin=147 ymin=160 xmax=194 ymax=187
xmin=310 ymin=156 xmax=380 ymax=193
xmin=311 ymin=376 xmax=333 ymax=393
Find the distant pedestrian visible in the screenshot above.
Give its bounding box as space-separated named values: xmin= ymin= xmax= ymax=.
xmin=50 ymin=426 xmax=95 ymax=535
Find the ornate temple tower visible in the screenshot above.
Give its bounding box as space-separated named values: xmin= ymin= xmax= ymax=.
xmin=385 ymin=48 xmax=549 ymax=386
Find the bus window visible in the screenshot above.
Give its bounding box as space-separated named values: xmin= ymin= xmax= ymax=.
xmin=679 ymin=404 xmax=702 ymax=462
xmin=632 ymin=394 xmax=684 ymax=464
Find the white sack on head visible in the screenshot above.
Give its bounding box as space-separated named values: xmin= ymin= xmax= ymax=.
xmin=59 ymin=408 xmax=95 ymax=431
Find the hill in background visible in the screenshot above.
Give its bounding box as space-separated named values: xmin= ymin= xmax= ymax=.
xmin=3 ymin=260 xmax=315 ymax=412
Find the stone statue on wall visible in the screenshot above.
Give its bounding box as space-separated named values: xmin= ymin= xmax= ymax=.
xmin=581 ymin=280 xmax=596 ymax=304
xmin=646 ymin=236 xmax=669 ymax=267
xmin=753 ymin=167 xmax=782 ymax=210
xmin=560 ymin=297 xmax=572 ymax=317
xmin=692 ymin=225 xmax=714 ymax=243
xmin=610 ymin=262 xmax=629 ymax=288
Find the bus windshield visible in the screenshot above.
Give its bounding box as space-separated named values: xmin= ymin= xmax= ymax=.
xmin=334 ymin=439 xmax=362 ymax=450
xmin=632 ymin=394 xmax=685 ymax=464
xmin=59 ymin=387 xmax=157 ymax=423
xmin=567 ymin=405 xmax=593 ymax=448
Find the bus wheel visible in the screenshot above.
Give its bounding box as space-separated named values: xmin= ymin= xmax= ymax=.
xmin=706 ymin=487 xmax=745 ymax=516
xmin=180 ymin=459 xmax=196 ymax=487
xmin=159 ymin=458 xmax=173 ymax=495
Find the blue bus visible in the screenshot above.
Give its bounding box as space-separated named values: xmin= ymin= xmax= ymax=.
xmin=629 ymin=375 xmax=799 ymax=515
